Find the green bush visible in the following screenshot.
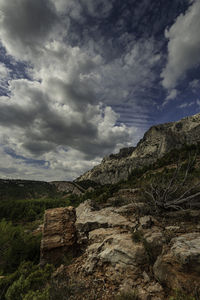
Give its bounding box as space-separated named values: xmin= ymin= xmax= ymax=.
xmin=23 ymin=288 xmax=49 ymax=300
xmin=3 ymin=262 xmax=53 ymax=300
xmin=0 ymin=220 xmax=41 ymax=274
xmin=0 ymin=197 xmax=72 ymax=223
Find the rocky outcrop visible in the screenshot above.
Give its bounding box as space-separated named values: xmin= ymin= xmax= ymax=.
xmin=40 ymin=196 xmax=200 ymax=299
xmin=50 ymin=181 xmax=85 ymax=195
xmin=77 ymin=113 xmax=200 ymax=184
xmin=101 ymin=147 xmax=135 ymax=162
xmin=82 ymin=228 xmax=148 ymax=275
xmin=40 ymin=206 xmax=76 ymax=265
xmin=74 ymin=201 xmax=166 ymax=299
xmin=75 ymin=200 xmax=137 ymax=246
xmin=153 ymin=232 xmax=200 ymax=293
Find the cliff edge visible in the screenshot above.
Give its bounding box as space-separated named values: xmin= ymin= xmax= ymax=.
xmin=76 ymin=113 xmax=200 ymax=184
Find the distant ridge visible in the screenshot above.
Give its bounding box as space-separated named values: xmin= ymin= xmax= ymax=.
xmin=0 ymin=179 xmax=85 ymax=200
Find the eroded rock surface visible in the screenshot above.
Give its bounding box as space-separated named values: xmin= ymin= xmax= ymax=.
xmin=153 ymin=232 xmax=200 ymax=293
xmin=74 ymin=201 xmax=167 ymax=299
xmin=75 ymin=200 xmax=137 ymax=245
xmin=83 ymin=228 xmax=147 ymax=274
xmin=40 ymin=206 xmax=76 ymax=265
xmin=40 ymin=201 xmax=200 ymax=299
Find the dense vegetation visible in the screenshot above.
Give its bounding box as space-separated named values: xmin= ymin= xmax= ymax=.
xmin=0 ymin=262 xmax=53 ymax=300
xmin=0 ymin=180 xmax=58 ymax=201
xmin=0 ymin=181 xmax=68 ymax=298
xmin=0 ymin=220 xmax=41 ymax=274
xmin=0 ymin=197 xmax=72 ymax=223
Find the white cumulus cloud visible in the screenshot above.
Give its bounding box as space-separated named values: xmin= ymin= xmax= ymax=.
xmin=161 ymin=0 xmax=200 ymax=90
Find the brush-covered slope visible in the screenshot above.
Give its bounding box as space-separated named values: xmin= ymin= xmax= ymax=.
xmin=76 ymin=112 xmax=200 ymax=184
xmin=0 ymin=179 xmax=89 ymax=201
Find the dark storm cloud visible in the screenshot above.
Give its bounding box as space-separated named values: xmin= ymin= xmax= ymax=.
xmin=0 ymin=0 xmax=57 ymax=47
xmin=0 ymin=104 xmax=35 ymax=127
xmin=0 ymin=82 xmax=99 ymax=156
xmin=47 ymin=78 xmax=96 ymax=110
xmin=22 ymin=104 xmax=126 ymax=157
xmin=21 ymin=140 xmax=56 ymax=156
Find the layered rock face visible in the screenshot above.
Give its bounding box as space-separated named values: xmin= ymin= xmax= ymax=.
xmin=77 ymin=113 xmax=200 ymax=184
xmin=40 ymin=206 xmax=76 ymax=265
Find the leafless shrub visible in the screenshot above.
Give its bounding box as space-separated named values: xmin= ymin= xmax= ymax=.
xmin=143 ymin=153 xmax=200 ymax=212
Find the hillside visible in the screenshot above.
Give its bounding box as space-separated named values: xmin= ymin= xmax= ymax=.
xmin=38 ymin=143 xmax=200 ymax=300
xmin=0 ymin=179 xmax=58 ymax=201
xmin=77 ymin=112 xmax=200 ymax=184
xmin=0 ymin=179 xmax=90 ymax=223
xmin=0 ymin=113 xmax=200 ymax=300
xmin=0 ymin=179 xmax=88 ymax=201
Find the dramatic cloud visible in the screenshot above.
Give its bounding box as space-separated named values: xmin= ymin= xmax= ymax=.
xmin=161 ymin=0 xmax=200 ymax=90
xmin=0 ymin=78 xmax=135 ymax=155
xmin=0 ymin=0 xmax=59 ymax=61
xmin=0 ymin=0 xmax=199 ymax=180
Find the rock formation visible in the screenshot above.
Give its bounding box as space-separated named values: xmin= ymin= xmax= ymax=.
xmin=77 ymin=112 xmax=200 ymax=184
xmin=40 ymin=206 xmax=76 ymax=265
xmin=50 ymin=181 xmax=85 ymax=195
xmin=40 ymin=193 xmax=200 ymax=299
xmin=39 ymin=112 xmax=200 ymax=299
xmin=153 ymin=232 xmax=200 ymax=294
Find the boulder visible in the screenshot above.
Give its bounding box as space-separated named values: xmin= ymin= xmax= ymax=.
xmin=75 ymin=201 xmax=149 ymax=274
xmin=153 ymin=232 xmax=200 ymax=293
xmin=75 ymin=200 xmax=137 ymax=245
xmin=40 ymin=206 xmax=76 ymax=265
xmin=82 ymin=227 xmax=148 ymax=274
xmin=170 ymin=233 xmax=200 ymax=272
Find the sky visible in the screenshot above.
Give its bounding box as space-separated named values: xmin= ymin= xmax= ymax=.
xmin=0 ymin=0 xmax=200 ymax=181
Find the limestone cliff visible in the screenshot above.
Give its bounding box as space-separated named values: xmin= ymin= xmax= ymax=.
xmin=76 ymin=113 xmax=200 ymax=184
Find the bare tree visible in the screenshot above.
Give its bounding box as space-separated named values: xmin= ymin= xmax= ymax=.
xmin=144 ymin=153 xmax=200 ymax=212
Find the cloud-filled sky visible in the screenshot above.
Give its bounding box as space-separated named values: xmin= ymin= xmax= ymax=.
xmin=0 ymin=0 xmax=200 ymax=181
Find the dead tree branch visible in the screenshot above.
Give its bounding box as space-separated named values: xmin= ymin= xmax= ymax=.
xmin=144 ymin=153 xmax=200 ymax=212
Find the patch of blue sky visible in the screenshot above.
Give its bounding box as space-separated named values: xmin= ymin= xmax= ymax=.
xmin=4 ymin=147 xmax=50 ymax=168
xmin=0 ymin=43 xmax=32 ymax=83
